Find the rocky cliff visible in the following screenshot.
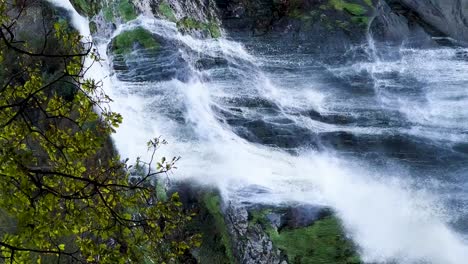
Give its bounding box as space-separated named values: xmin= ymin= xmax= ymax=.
xmin=386 ymin=0 xmax=468 ymax=42
xmin=68 ymin=0 xmax=468 ymax=62
xmin=214 ymin=0 xmax=468 ymax=51
xmin=372 ymin=0 xmax=468 ymax=47
xmin=172 ymin=183 xmax=360 ymax=264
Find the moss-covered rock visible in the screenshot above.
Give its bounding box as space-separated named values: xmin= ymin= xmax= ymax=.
xmin=89 ymin=21 xmax=98 ymax=34
xmin=200 ymin=193 xmax=236 ymax=263
xmin=330 ymin=0 xmax=367 ymax=16
xmin=158 ymin=2 xmax=177 ymax=22
xmin=331 ymin=0 xmax=372 ymax=27
xmin=168 ymin=182 xmax=362 ymax=264
xmin=172 ymin=186 xmax=234 ymax=263
xmin=207 ymin=22 xmax=222 ymax=38
xmin=70 ymin=0 xmax=137 ymax=22
xmin=268 ymin=217 xmax=360 ymax=264
xmin=217 ymin=0 xmax=374 ymax=42
xmin=101 ymin=0 xmax=137 ymax=22
xmin=177 ymin=17 xmax=203 ymax=30
xmin=117 ymin=0 xmax=137 ymax=22
xmin=249 ymin=207 xmax=362 ymax=264
xmin=110 ymin=27 xmax=160 ymax=55
xmin=177 ymin=17 xmax=222 ymax=38
xmin=146 ymin=0 xmax=221 ymax=39
xmin=70 ymin=0 xmax=101 ymax=17
xmin=103 ymin=5 xmax=115 ymax=22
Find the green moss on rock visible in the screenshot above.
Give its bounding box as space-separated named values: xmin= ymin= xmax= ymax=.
xmin=202 ymin=194 xmax=235 ymax=263
xmin=89 ymin=21 xmax=97 ymax=34
xmin=103 ymin=6 xmax=114 ymax=22
xmin=70 ymin=0 xmax=101 ymax=17
xmin=207 ymin=22 xmax=222 ymax=38
xmin=177 ymin=18 xmax=222 ymax=38
xmin=281 ymin=0 xmax=372 ymax=30
xmin=351 ymin=16 xmax=370 ymax=26
xmin=364 ymin=0 xmax=373 ymax=6
xmin=267 ymin=216 xmax=361 ymax=264
xmin=248 ymin=209 xmax=272 ymax=226
xmin=70 ymin=0 xmax=137 ymax=23
xmin=118 ymin=0 xmax=137 ymax=22
xmin=177 ymin=17 xmax=203 ymax=30
xmin=159 ymin=2 xmax=177 ymax=22
xmin=111 ymin=27 xmax=159 ymax=55
xmin=330 ymin=0 xmax=367 ymax=16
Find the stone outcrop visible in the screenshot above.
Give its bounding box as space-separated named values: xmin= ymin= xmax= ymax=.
xmin=224 ymin=204 xmax=285 ymax=264
xmin=385 ymin=0 xmax=468 ymax=43
xmin=212 ymin=0 xmax=468 ymax=54
xmin=171 ymin=182 xmax=359 ymax=264
xmin=215 ymin=0 xmax=376 ymax=53
xmin=372 ymin=0 xmax=468 ymax=46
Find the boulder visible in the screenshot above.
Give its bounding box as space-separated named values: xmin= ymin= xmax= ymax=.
xmin=371 ymin=0 xmax=468 ymax=47
xmin=384 ymin=0 xmax=468 ymax=44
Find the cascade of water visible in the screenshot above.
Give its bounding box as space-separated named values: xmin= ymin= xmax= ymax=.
xmin=104 ymin=17 xmax=468 ymax=264
xmin=46 ymin=0 xmax=90 ymax=35
xmin=332 ymin=20 xmax=468 ymax=145
xmin=133 ymin=0 xmax=220 ymax=26
xmin=45 ymin=1 xmax=468 ymax=263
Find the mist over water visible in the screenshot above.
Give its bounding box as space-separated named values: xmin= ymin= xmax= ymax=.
xmin=49 ymin=2 xmax=468 ymax=262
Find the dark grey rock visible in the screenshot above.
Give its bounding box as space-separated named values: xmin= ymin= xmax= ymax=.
xmin=372 ymin=0 xmax=468 ymax=46
xmin=284 ymin=204 xmax=331 ymax=228
xmin=387 ymin=0 xmax=468 ymax=43
xmin=225 ymin=203 xmax=285 ymax=264
xmin=266 ymin=212 xmax=283 ymax=229
xmin=215 ymin=0 xmax=375 ymax=54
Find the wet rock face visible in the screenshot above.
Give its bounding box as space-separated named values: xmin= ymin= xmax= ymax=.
xmin=385 ymin=0 xmax=468 ymax=43
xmin=171 ymin=182 xmax=352 ymax=264
xmin=370 ymin=1 xmax=425 ymax=45
xmin=284 ymin=204 xmax=331 ymax=228
xmin=216 ymin=0 xmax=468 ymax=51
xmin=224 ymin=204 xmax=286 ymax=264
xmin=225 ymin=203 xmax=359 ymax=264
xmin=215 ymin=0 xmax=375 ymax=53
xmin=372 ymin=0 xmax=468 ymax=46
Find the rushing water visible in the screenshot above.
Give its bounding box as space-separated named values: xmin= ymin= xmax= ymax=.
xmin=47 ymin=2 xmax=468 ymax=263
xmin=106 ymin=18 xmax=468 ymax=263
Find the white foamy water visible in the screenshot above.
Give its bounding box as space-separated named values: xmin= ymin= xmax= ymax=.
xmin=330 ymin=47 xmax=468 ymax=144
xmin=46 ymin=2 xmax=468 ymax=263
xmin=46 ymin=0 xmax=90 ymax=36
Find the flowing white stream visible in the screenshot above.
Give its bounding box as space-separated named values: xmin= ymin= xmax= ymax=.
xmin=47 ymin=2 xmax=468 ymax=263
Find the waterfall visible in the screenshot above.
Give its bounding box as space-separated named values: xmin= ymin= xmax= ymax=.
xmin=47 ymin=1 xmax=468 ymax=263
xmin=45 ymin=0 xmax=90 ymax=36
xmin=106 ymin=18 xmax=468 ymax=263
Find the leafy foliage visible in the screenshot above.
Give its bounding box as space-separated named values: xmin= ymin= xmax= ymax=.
xmin=0 ymin=1 xmax=198 ymax=263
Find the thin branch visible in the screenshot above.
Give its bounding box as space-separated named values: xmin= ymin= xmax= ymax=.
xmin=0 ymin=23 xmax=92 ymax=58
